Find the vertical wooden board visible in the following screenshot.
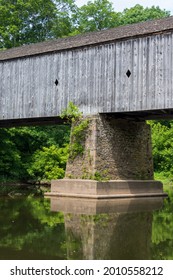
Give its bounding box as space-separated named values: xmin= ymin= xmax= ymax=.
xmin=97 ymin=46 xmax=103 ymax=112
xmin=115 ymin=42 xmax=121 ymax=111
xmin=86 ymin=47 xmax=92 ymax=114
xmin=0 ymin=63 xmax=3 ymax=117
xmin=163 ymin=35 xmax=168 ymax=109
xmin=57 ymin=51 xmax=64 ymax=114
xmin=132 ymin=39 xmax=139 ymax=111
xmin=158 ymin=35 xmax=164 ymax=110
xmin=171 ymin=34 xmax=173 ymax=108
xmin=125 ymin=39 xmax=133 ymax=111
xmin=164 ymin=33 xmax=173 ymax=109
xmin=88 ymin=47 xmax=95 ymax=113
xmin=81 ymin=48 xmax=88 ymax=114
xmin=2 ymin=62 xmax=7 ymax=118
xmin=71 ymin=50 xmax=78 ymax=110
xmin=5 ymin=61 xmax=13 ymax=118
xmin=147 ymin=36 xmax=156 ymax=110
xmin=165 ymin=34 xmax=172 ymax=109
xmin=108 ymin=44 xmax=116 ymax=112
xmin=136 ymin=38 xmax=143 ymax=111
xmin=22 ymin=59 xmax=28 ymax=118
xmin=65 ymin=51 xmax=71 ymax=110
xmin=142 ymin=37 xmax=149 ymax=111
xmin=107 ymin=44 xmax=115 ymax=113
xmin=0 ymin=63 xmax=5 ymax=118
xmin=68 ymin=50 xmax=74 ymax=108
xmin=52 ymin=52 xmax=59 ymax=115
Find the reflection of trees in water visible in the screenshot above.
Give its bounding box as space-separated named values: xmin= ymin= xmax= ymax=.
xmin=151 ymin=190 xmax=173 ymax=260
xmin=0 ymin=194 xmax=173 ymax=260
xmin=0 ymin=197 xmax=66 ymax=260
xmin=65 ymin=212 xmax=152 ymax=260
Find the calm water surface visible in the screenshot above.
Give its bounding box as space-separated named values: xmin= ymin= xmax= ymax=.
xmin=0 ymin=188 xmax=173 ymax=260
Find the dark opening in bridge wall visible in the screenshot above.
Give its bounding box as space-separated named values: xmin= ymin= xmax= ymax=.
xmin=55 ymin=79 xmax=59 ymax=86
xmin=126 ymin=70 xmax=131 ymax=78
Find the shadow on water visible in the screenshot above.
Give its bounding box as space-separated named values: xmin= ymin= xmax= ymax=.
xmin=0 ymin=187 xmax=172 ymax=260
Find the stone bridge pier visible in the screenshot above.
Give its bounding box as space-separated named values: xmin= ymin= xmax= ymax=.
xmin=66 ymin=114 xmax=153 ymax=181
xmin=47 ymin=114 xmax=165 ymax=198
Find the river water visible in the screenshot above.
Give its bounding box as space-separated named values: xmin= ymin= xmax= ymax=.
xmin=0 ymin=188 xmax=173 ymax=260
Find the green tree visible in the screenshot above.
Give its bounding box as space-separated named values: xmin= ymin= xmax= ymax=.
xmin=118 ymin=5 xmax=170 ymax=25
xmin=73 ymin=2 xmax=170 ymax=34
xmin=0 ymin=197 xmax=66 ymax=259
xmin=150 ymin=121 xmax=173 ymax=177
xmin=0 ymin=129 xmax=23 ymax=181
xmin=52 ymin=0 xmax=77 ymax=38
xmin=0 ymin=0 xmax=76 ymax=49
xmin=151 ymin=187 xmax=173 ymax=259
xmin=73 ymin=0 xmax=120 ymax=33
xmin=0 ymin=125 xmax=70 ymax=183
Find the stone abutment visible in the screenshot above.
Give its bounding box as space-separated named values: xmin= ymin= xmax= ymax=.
xmin=46 ymin=114 xmax=165 ymax=198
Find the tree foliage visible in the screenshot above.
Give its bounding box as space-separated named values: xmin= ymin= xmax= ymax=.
xmin=0 ymin=197 xmax=66 ymax=259
xmin=0 ymin=1 xmax=170 ymax=49
xmin=150 ymin=121 xmax=173 ymax=178
xmin=27 ymin=145 xmax=69 ymax=182
xmin=151 ymin=186 xmax=173 ymax=259
xmin=118 ymin=5 xmax=170 ymax=26
xmin=0 ymin=129 xmax=22 ymax=180
xmin=73 ymin=2 xmax=170 ymax=34
xmin=0 ymin=126 xmax=70 ymax=183
xmin=0 ymin=0 xmax=76 ymax=49
xmin=72 ymin=0 xmax=120 ymax=33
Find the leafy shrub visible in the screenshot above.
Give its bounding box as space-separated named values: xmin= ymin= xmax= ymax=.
xmin=150 ymin=121 xmax=173 ymax=178
xmin=27 ymin=145 xmax=69 ymax=182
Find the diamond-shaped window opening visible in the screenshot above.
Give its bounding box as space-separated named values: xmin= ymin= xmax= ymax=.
xmin=126 ymin=70 xmax=131 ymax=78
xmin=55 ymin=79 xmax=59 ymax=86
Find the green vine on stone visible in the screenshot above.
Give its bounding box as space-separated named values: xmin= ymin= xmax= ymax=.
xmin=61 ymin=102 xmax=89 ymax=159
xmin=93 ymin=170 xmax=110 ymax=181
xmin=60 ymin=101 xmax=82 ymax=123
xmin=69 ymin=118 xmax=89 ymax=159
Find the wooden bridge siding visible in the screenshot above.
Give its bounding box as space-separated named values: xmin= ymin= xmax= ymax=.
xmin=0 ymin=32 xmax=173 ymax=120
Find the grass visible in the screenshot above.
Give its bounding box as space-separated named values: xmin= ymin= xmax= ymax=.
xmin=154 ymin=172 xmax=173 ymax=193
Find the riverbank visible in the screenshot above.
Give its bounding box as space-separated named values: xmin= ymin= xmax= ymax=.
xmin=0 ymin=182 xmax=50 ymax=196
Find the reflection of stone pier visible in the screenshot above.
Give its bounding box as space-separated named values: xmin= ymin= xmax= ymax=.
xmin=50 ymin=196 xmax=165 ymax=260
xmin=50 ymin=196 xmax=164 ymax=214
xmin=45 ymin=115 xmax=165 ymax=198
xmin=64 ymin=212 xmax=152 ymax=260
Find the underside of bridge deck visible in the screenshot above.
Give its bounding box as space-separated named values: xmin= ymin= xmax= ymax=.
xmin=0 ymin=116 xmax=67 ymax=128
xmin=1 ymin=108 xmax=173 ymax=128
xmin=107 ymin=109 xmax=173 ymax=121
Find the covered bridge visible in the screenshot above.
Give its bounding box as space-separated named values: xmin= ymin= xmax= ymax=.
xmin=0 ymin=16 xmax=173 ymax=127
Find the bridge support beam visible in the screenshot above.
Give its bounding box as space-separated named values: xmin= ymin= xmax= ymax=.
xmin=46 ymin=114 xmax=165 ymax=198
xmin=66 ymin=114 xmax=154 ymax=180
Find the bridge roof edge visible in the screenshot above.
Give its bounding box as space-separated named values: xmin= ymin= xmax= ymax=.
xmin=0 ymin=16 xmax=173 ymax=61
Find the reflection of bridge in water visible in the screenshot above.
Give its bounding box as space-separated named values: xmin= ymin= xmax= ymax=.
xmin=1 ymin=17 xmax=173 ymax=195
xmin=50 ymin=195 xmax=165 ymax=260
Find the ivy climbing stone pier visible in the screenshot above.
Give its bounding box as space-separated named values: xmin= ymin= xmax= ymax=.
xmin=48 ymin=114 xmax=165 ymax=198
